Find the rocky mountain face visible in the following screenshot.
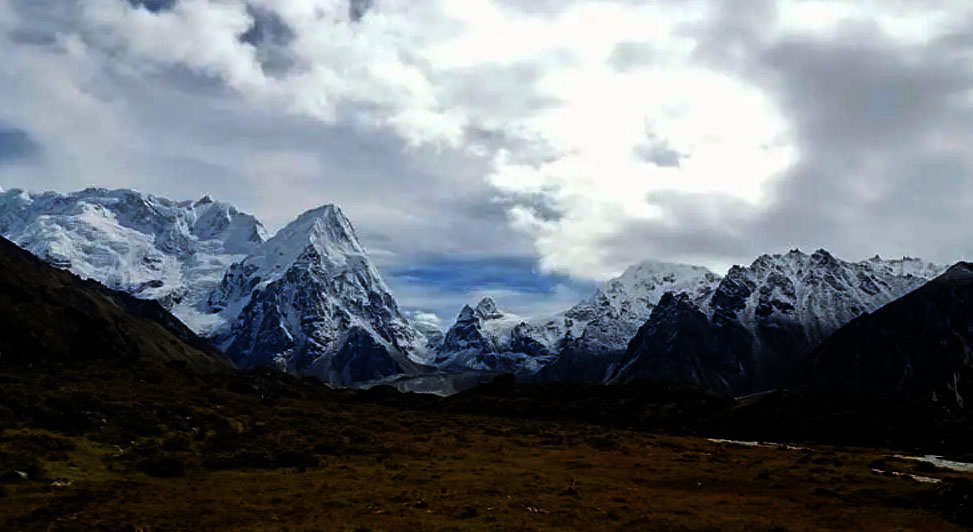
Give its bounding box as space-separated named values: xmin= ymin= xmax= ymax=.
xmin=610 ymin=292 xmax=749 ymax=394
xmin=0 ymin=188 xmax=425 ymax=386
xmin=209 ymin=205 xmax=423 ymax=385
xmin=436 ymin=251 xmax=942 ymax=392
xmin=0 ymin=187 xmax=952 ymax=394
xmin=435 ymin=297 xmax=556 ymax=375
xmin=793 ymin=262 xmax=973 ymax=403
xmin=612 ymin=249 xmax=943 ymax=393
xmin=436 ymin=262 xmax=724 ymax=380
xmin=561 ymin=261 xmax=723 ymax=352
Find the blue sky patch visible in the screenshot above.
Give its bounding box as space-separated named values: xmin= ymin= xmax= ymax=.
xmin=389 ymin=255 xmax=590 ymax=294
xmin=385 ymin=255 xmax=599 ymax=324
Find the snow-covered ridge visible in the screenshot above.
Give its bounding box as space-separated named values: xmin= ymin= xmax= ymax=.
xmin=212 ymin=202 xmax=423 ymax=383
xmin=208 ymin=204 xmax=386 ymax=323
xmin=717 ymin=248 xmax=943 ymax=346
xmin=608 ymin=248 xmax=946 ymax=391
xmin=0 ymin=186 xmax=949 ymax=391
xmin=0 ymin=187 xmax=424 ymax=386
xmin=436 ymin=261 xmax=725 ymax=374
xmin=0 ymin=187 xmax=267 ymax=332
xmin=438 ymin=249 xmax=944 ymax=386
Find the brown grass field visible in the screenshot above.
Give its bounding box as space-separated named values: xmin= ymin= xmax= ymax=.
xmin=1 ymin=364 xmax=972 ymax=531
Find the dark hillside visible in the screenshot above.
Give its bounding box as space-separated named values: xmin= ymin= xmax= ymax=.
xmin=0 ymin=236 xmax=229 ymax=374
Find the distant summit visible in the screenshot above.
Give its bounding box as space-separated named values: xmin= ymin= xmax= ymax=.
xmin=213 ymin=203 xmax=423 ymax=385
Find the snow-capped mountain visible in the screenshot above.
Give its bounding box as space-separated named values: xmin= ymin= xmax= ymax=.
xmin=209 ymin=204 xmax=424 ymax=385
xmin=0 ymin=186 xmax=950 ymax=393
xmin=711 ymin=249 xmax=942 ymax=347
xmin=436 ymin=249 xmax=943 ymax=392
xmin=611 ymin=292 xmax=748 ymax=394
xmin=613 ymin=249 xmax=944 ymax=392
xmin=409 ymin=311 xmax=445 ymax=352
xmin=436 ymin=297 xmax=555 ymax=374
xmin=555 ymin=261 xmax=722 ymax=348
xmin=0 ymin=187 xmax=425 ymax=386
xmin=436 ymin=261 xmax=723 ymax=379
xmin=0 ymin=188 xmax=266 ymax=332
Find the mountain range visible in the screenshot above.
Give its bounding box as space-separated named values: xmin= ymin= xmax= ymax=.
xmin=3 ymin=225 xmax=971 ymax=530
xmin=437 ymin=248 xmax=942 ymax=394
xmin=0 ymin=186 xmax=962 ymax=398
xmin=0 ymin=188 xmax=424 ymax=387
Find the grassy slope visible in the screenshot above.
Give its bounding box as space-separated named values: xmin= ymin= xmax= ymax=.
xmin=1 ymin=363 xmax=971 ymax=531
xmin=0 ymin=237 xmax=230 ymax=374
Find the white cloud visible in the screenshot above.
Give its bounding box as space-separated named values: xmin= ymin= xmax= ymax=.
xmin=8 ymin=0 xmax=973 ymax=292
xmin=407 ymin=310 xmax=443 ymax=329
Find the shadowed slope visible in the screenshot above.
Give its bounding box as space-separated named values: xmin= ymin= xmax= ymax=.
xmin=795 ymin=262 xmax=973 ymax=400
xmin=0 ymin=236 xmax=230 ymax=374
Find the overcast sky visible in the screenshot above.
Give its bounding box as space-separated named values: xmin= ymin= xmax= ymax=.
xmin=2 ymin=0 xmax=973 ymax=323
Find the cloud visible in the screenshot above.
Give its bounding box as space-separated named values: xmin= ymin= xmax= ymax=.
xmin=5 ymin=0 xmax=973 ymax=317
xmin=590 ymin=1 xmax=973 ymax=271
xmin=607 ymin=40 xmax=659 ymax=71
xmin=0 ymin=127 xmax=40 ymax=164
xmin=634 ymin=132 xmax=686 ymax=168
xmin=41 ymin=0 xmax=794 ymax=280
xmin=408 ymin=310 xmax=442 ymax=328
xmin=349 ymin=0 xmax=373 ymax=22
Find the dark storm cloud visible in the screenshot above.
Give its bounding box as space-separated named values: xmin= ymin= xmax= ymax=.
xmin=7 ymin=28 xmax=58 ymax=46
xmin=752 ymin=23 xmax=973 ymax=261
xmin=0 ymin=127 xmax=40 ymax=163
xmin=438 ymin=55 xmax=571 ymax=123
xmin=240 ymin=6 xmax=294 ymax=47
xmin=492 ymin=192 xmax=564 ymax=223
xmin=127 ymin=0 xmax=176 ymax=13
xmin=597 ymin=191 xmax=759 ymax=269
xmin=239 ymin=5 xmax=297 ymax=77
xmin=758 ymin=30 xmax=972 ymax=153
xmin=349 ymin=0 xmax=373 ymax=22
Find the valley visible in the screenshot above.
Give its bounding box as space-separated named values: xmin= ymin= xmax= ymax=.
xmin=1 ymin=187 xmax=973 ymax=530
xmin=1 ymin=363 xmax=972 ymax=531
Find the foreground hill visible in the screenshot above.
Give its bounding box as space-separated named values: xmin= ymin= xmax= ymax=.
xmin=795 ymin=261 xmax=973 ymax=400
xmin=0 ymin=235 xmax=229 ymax=374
